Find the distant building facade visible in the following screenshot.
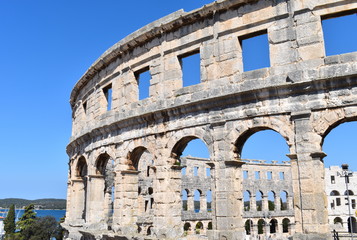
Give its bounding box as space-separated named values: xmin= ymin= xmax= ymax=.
xmin=181 ymin=158 xmax=357 ymax=238
xmin=241 ymin=160 xmax=294 ymax=239
xmin=181 ymin=157 xmax=296 ymax=239
xmin=325 ymin=166 xmax=357 ymax=234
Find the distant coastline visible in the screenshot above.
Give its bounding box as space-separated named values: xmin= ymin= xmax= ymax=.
xmin=0 ymin=198 xmax=66 ymax=210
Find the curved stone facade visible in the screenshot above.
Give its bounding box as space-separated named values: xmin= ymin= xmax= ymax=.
xmin=64 ymin=0 xmax=357 ymax=239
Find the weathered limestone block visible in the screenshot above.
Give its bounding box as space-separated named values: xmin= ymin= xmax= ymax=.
xmin=65 ymin=0 xmax=357 ymax=239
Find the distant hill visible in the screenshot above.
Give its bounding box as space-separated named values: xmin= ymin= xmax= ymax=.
xmin=0 ymin=198 xmax=66 ymax=210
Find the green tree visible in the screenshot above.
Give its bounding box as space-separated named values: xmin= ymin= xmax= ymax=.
xmin=53 ymin=216 xmax=65 ymax=240
xmin=4 ymin=204 xmax=16 ymax=236
xmin=17 ymin=204 xmax=37 ymax=238
xmin=24 ymin=216 xmax=60 ymax=240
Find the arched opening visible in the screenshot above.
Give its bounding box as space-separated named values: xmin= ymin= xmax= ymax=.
xmin=172 ymin=137 xmax=210 ymax=164
xmin=282 ymin=218 xmax=290 ymax=233
xmin=348 ymin=217 xmax=357 ymax=233
xmin=280 ymin=191 xmax=288 ymax=210
xmin=128 ymin=147 xmax=155 ymax=217
xmin=194 ymin=189 xmax=201 ymax=213
xmin=243 ymin=191 xmax=251 ymax=211
xmin=147 ymin=226 xmax=153 ymax=236
xmin=330 ymin=190 xmax=340 ymax=196
xmin=345 ymin=190 xmax=354 ymax=196
xmin=184 ymin=222 xmax=191 ymax=231
xmin=270 ymin=219 xmax=278 ymax=233
xmin=268 ymin=191 xmax=275 ymax=211
xmin=76 ymin=157 xmax=87 ymax=178
xmin=195 ymin=222 xmax=203 ymax=234
xmin=95 ymin=153 xmax=115 ymax=223
xmin=238 ymin=129 xmax=290 ymax=163
xmin=207 ymin=222 xmax=212 ymax=230
xmin=245 ymin=219 xmax=253 ymax=235
xmin=172 ymin=137 xmax=211 ymax=215
xmin=323 ymin=121 xmax=357 ymax=223
xmin=237 ymin=128 xmax=291 ymax=214
xmin=334 ymin=217 xmax=343 ymax=227
xmin=257 ymin=219 xmax=265 ymax=234
xmin=256 ymin=191 xmax=263 ymax=211
xmin=96 ymin=153 xmax=111 ymax=175
xmin=322 ymin=122 xmax=357 ymax=171
xmin=128 ymin=146 xmax=146 ymax=171
xmin=74 ymin=156 xmax=88 ymax=221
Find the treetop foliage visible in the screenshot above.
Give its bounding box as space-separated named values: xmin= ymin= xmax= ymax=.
xmin=3 ymin=203 xmax=64 ymax=240
xmin=17 ymin=204 xmax=37 ymax=232
xmin=3 ymin=204 xmax=16 ymax=234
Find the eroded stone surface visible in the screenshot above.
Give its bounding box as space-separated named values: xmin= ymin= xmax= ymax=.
xmin=64 ymin=0 xmax=357 ymax=239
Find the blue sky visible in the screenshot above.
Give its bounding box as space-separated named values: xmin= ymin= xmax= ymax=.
xmin=0 ymin=1 xmax=355 ymax=200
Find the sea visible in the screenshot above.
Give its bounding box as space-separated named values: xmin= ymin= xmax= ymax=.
xmin=5 ymin=209 xmax=66 ymax=222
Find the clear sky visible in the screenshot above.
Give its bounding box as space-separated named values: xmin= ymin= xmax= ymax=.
xmin=0 ymin=1 xmax=355 ymax=200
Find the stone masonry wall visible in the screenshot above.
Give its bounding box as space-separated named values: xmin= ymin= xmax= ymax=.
xmin=64 ymin=0 xmax=357 ymax=239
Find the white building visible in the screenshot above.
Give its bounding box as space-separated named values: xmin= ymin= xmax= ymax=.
xmin=0 ymin=220 xmax=4 ymax=239
xmin=325 ymin=165 xmax=357 ymax=233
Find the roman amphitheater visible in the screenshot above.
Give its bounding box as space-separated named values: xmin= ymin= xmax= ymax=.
xmin=63 ymin=0 xmax=357 ymax=239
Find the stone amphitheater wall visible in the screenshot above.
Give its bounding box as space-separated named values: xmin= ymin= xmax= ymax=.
xmin=64 ymin=0 xmax=357 ymax=239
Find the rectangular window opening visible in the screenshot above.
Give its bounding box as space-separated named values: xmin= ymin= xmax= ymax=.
xmin=194 ymin=166 xmax=199 ymax=176
xmin=145 ymin=200 xmax=149 ymax=212
xmin=179 ymin=51 xmax=201 ymax=87
xmin=267 ymin=171 xmax=272 ymax=180
xmin=206 ymin=167 xmax=211 ymax=177
xmin=103 ymin=84 xmax=112 ymax=111
xmin=240 ymin=30 xmax=270 ymax=72
xmin=331 ymin=175 xmax=335 ymax=184
xmin=147 ymin=166 xmax=150 ymax=177
xmin=82 ymin=101 xmax=87 ymax=114
xmin=336 ymin=198 xmax=341 ymax=206
xmin=353 ymin=199 xmax=356 ymax=209
xmin=255 ymin=171 xmax=260 ymax=180
xmin=135 ymin=67 xmax=151 ymax=100
xmin=150 ymin=198 xmax=154 ymax=209
xmin=243 ymin=170 xmax=249 ymax=179
xmin=279 ymin=172 xmax=285 ymax=180
xmin=322 ymin=12 xmax=357 ymax=56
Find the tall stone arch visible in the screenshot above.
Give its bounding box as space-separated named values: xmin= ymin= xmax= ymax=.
xmin=229 ymin=116 xmax=295 ymax=159
xmin=85 ymin=151 xmax=115 ymax=227
xmin=67 ymin=155 xmax=88 ymax=226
